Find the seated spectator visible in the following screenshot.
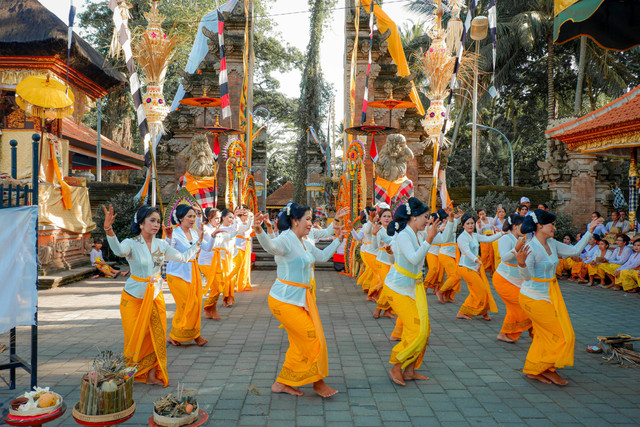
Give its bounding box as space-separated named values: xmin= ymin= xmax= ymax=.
xmin=516 ymin=204 xmax=529 ymax=216
xmin=586 ymin=239 xmax=611 ymax=286
xmin=589 ymin=211 xmax=607 ymax=237
xmin=90 ymin=239 xmax=127 ymax=279
xmin=571 ymin=235 xmax=599 ymax=284
xmin=556 ymin=234 xmax=575 ymax=278
xmin=613 ymin=238 xmax=640 ymax=292
xmin=597 ymin=234 xmax=632 ymax=288
xmin=537 ymin=203 xmax=549 ymax=211
xmin=619 ymin=211 xmax=631 ymax=233
xmin=605 ymin=211 xmax=626 ymax=234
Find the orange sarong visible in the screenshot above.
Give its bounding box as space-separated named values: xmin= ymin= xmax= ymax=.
xmin=519 ymin=277 xmax=575 ymax=375
xmin=480 ymin=242 xmax=495 ymax=273
xmin=492 ymin=272 xmax=532 ymax=341
xmin=120 ymin=276 xmax=169 ymax=387
xmin=424 ymin=252 xmax=444 ymax=290
xmin=268 ymin=278 xmax=328 ymax=387
xmin=167 ymin=260 xmax=203 ymax=342
xmin=459 ymin=266 xmax=498 ymax=317
xmin=438 ymin=245 xmax=462 ymax=300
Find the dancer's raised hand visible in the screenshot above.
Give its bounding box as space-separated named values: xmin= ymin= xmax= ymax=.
xmin=454 ymin=207 xmax=465 ymax=219
xmin=252 ymin=212 xmax=266 ymax=233
xmin=514 ymin=236 xmax=527 ymax=252
xmin=163 ymin=225 xmax=173 ymax=239
xmin=516 ymin=244 xmax=531 ymax=268
xmin=335 ymin=206 xmax=349 ymax=220
xmin=102 ymin=204 xmax=117 ymax=233
xmin=196 ymin=224 xmax=204 ymax=243
xmin=425 ymin=219 xmax=442 ymax=244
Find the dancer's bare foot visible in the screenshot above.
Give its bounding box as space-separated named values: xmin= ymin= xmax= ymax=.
xmin=436 ymin=290 xmax=446 ymax=304
xmin=402 ymin=368 xmax=429 ymax=381
xmin=146 ymin=367 xmax=165 ymax=386
xmin=195 ymin=336 xmax=208 ymax=346
xmin=204 ymin=307 xmax=221 ymax=320
xmin=120 ymin=271 xmax=128 ymax=277
xmin=313 ymin=380 xmax=339 ymax=397
xmin=447 ymin=297 xmax=458 ymax=304
xmin=271 ymin=381 xmax=303 ymax=396
xmin=456 ymin=312 xmax=472 ymax=320
xmin=389 ymin=365 xmax=406 ymax=386
xmin=526 ymin=373 xmax=552 ymax=384
xmin=373 ymin=308 xmax=381 ymax=319
xmin=366 ymin=296 xmax=376 ymax=302
xmin=390 ymin=335 xmax=401 ymax=341
xmin=167 ymin=337 xmax=181 ymax=346
xmin=497 ymin=333 xmax=515 ymax=343
xmin=541 ymin=370 xmax=568 ymax=386
xmin=382 ymin=310 xmax=397 ymax=319
xmin=482 ymin=314 xmax=492 ymax=321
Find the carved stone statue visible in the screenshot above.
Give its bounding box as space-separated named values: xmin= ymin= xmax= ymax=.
xmin=179 ymin=134 xmax=217 ymax=177
xmin=374 ymin=134 xmax=415 ymax=206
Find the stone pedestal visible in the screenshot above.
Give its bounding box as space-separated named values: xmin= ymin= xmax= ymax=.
xmin=38 ymin=226 xmax=93 ymax=275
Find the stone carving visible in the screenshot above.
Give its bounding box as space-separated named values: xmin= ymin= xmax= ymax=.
xmin=375 ymin=134 xmax=414 ymax=181
xmin=83 ymin=237 xmax=93 ymax=256
xmin=38 ymin=242 xmax=54 ymax=266
xmin=179 ymin=134 xmax=217 ymax=177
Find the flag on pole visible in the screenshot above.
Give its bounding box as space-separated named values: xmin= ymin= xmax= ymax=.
xmin=361 ymin=1 xmax=374 ymax=125
xmin=438 ymin=169 xmax=451 ymax=208
xmin=349 ymin=0 xmax=361 ymax=128
xmin=488 ymin=0 xmax=498 ymax=98
xmin=217 ymin=10 xmax=231 ymax=119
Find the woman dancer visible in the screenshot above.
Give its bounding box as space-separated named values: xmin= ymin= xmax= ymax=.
xmin=597 ymin=234 xmax=632 ymax=288
xmin=371 ymin=208 xmax=395 ymax=318
xmin=515 ymin=209 xmax=599 ymax=385
xmin=456 ymin=214 xmax=503 ymax=320
xmin=201 ymin=208 xmax=235 ymax=319
xmin=352 ymin=208 xmax=377 ymax=293
xmin=103 ymin=204 xmax=203 ymax=386
xmin=423 ymin=209 xmax=448 ymax=296
xmin=165 ymin=205 xmax=210 ymax=347
xmin=254 ymin=204 xmax=346 ymax=397
xmin=231 ymin=205 xmax=254 ymax=294
xmin=492 ymin=205 xmax=507 ymax=268
xmin=476 ymin=208 xmax=496 ymax=273
xmin=492 ymin=214 xmax=532 ymax=343
xmin=437 ymin=208 xmax=464 ymax=303
xmin=385 ymin=198 xmax=440 ymax=386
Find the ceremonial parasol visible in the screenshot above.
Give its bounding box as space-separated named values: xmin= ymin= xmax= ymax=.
xmin=368 ymin=90 xmax=417 ymax=127
xmin=202 ymin=115 xmax=243 ymax=161
xmin=345 ymin=117 xmax=398 ymax=158
xmin=178 ymin=89 xmax=221 ymax=127
xmin=15 ymin=74 xmax=74 ymax=120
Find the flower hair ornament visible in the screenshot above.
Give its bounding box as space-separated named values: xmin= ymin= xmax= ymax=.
xmin=508 ymin=217 xmax=512 ymax=225
xmin=133 ymin=211 xmax=138 ymax=223
xmin=172 ymin=209 xmax=179 ymax=224
xmin=395 ymin=222 xmax=400 ymax=231
xmin=285 ymin=205 xmax=291 ymax=216
xmin=530 ymin=211 xmax=538 ymax=224
xmin=405 ymin=202 xmax=411 ymax=215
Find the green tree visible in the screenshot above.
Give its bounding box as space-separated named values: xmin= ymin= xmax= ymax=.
xmin=292 ymin=0 xmax=335 ymax=203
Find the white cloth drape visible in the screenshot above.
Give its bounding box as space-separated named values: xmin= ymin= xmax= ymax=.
xmin=0 ymin=206 xmax=38 ymax=333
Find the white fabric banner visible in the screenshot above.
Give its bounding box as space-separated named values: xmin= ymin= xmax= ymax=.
xmin=0 ymin=205 xmax=38 ymax=333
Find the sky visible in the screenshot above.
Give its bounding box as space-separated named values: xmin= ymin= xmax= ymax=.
xmin=38 ymin=0 xmax=423 ymax=126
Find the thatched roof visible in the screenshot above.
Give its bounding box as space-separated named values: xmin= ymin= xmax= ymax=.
xmin=266 ymin=181 xmax=294 ymax=208
xmin=0 ymin=0 xmax=126 ymax=94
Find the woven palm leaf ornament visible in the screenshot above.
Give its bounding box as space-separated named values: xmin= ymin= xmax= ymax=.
xmin=163 ymin=187 xmax=202 ymax=229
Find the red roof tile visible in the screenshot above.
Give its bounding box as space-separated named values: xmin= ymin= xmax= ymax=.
xmin=266 ymin=181 xmax=294 ymax=207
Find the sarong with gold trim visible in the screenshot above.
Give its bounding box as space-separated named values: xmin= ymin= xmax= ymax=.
xmin=268 ymin=277 xmax=328 ymax=387
xmin=459 ymin=266 xmax=498 ymax=317
xmin=167 ymin=259 xmax=203 ymax=342
xmin=597 ymin=262 xmax=621 ymax=280
xmin=387 ymin=263 xmax=430 ymax=369
xmin=519 ymin=277 xmax=575 ymax=375
xmin=120 ymin=275 xmax=169 ymax=387
xmin=492 ymin=270 xmax=532 ymax=341
xmin=620 ymin=269 xmax=640 ymax=291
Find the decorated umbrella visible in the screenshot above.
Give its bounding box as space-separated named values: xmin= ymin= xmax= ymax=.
xmin=367 ymin=90 xmax=417 ymax=127
xmin=15 ymin=74 xmax=74 ymax=120
xmin=554 ymin=0 xmax=640 ymax=51
xmin=178 ymin=89 xmax=221 ymax=127
xmin=202 ymin=115 xmax=243 ymax=161
xmin=345 ymin=118 xmax=398 ymax=149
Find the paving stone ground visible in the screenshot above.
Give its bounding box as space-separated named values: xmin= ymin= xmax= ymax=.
xmin=1 ymin=269 xmax=640 ymax=426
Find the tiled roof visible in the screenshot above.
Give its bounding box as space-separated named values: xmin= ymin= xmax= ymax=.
xmin=266 ymin=181 xmax=294 ymax=207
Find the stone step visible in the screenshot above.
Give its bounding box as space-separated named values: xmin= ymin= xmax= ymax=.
xmin=38 ymin=262 xmax=120 ymax=290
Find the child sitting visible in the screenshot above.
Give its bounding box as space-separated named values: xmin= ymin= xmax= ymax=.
xmin=91 ymin=239 xmax=127 ymax=278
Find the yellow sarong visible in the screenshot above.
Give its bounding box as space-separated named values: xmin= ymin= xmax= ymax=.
xmin=269 ymin=277 xmax=328 ymax=387
xmin=375 ymin=263 xmax=392 ymax=310
xmin=359 ymin=251 xmax=377 ymax=292
xmin=233 ymin=236 xmax=253 ymax=292
xmin=202 ymin=248 xmax=231 ymax=309
xmin=120 ymin=276 xmax=168 ymax=387
xmin=387 ymin=263 xmax=430 ymax=369
xmin=620 ymin=269 xmax=640 ymax=291
xmin=492 ymin=271 xmax=532 ymax=341
xmin=459 ymin=266 xmax=498 ymax=317
xmin=438 ymin=244 xmax=462 ymax=299
xmin=424 ymin=252 xmax=444 ymax=290
xmin=519 ymin=277 xmax=575 ymax=375
xmin=167 ymin=260 xmax=203 ymax=342
xmin=598 ymin=263 xmax=621 ymax=280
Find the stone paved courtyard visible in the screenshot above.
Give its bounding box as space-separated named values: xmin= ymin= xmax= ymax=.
xmin=1 ymin=269 xmax=640 ymax=426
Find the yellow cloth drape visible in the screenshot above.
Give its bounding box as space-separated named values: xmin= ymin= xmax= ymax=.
xmin=424 ymin=252 xmax=444 ymax=289
xmin=272 ymin=277 xmax=328 ymax=386
xmin=166 ymin=260 xmax=203 ymax=342
xmin=519 ymin=277 xmax=575 ymax=374
xmin=121 ymin=276 xmax=169 ymax=387
xmin=49 ymin=142 xmax=71 ymax=209
xmin=232 ymin=244 xmax=253 ymax=292
xmin=38 ymin=184 xmax=96 ymax=233
xmin=202 ymin=248 xmax=231 ymax=309
xmin=360 ymin=0 xmax=425 ymax=116
xmin=390 ymin=263 xmax=430 ymax=369
xmin=375 ymin=175 xmax=410 ymax=201
xmin=182 ymin=172 xmax=216 ymax=200
xmin=492 ymin=272 xmax=532 ymax=341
